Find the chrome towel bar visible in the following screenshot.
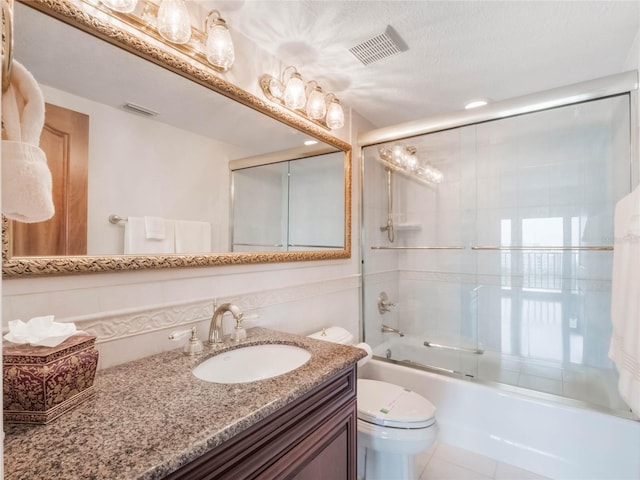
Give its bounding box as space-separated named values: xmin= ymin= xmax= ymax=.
xmin=109 ymin=214 xmax=128 ymax=224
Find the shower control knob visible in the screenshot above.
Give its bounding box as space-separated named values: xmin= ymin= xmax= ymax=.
xmin=378 ymin=291 xmax=396 ymax=314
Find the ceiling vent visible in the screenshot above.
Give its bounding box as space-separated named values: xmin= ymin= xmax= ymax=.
xmin=121 ymin=102 xmax=159 ymax=117
xmin=349 ymin=25 xmax=409 ymax=66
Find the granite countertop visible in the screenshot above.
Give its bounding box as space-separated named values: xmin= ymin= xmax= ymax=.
xmin=4 ymin=327 xmax=365 ymax=480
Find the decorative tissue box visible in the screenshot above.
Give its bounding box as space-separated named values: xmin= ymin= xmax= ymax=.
xmin=3 ymin=334 xmax=99 ymax=424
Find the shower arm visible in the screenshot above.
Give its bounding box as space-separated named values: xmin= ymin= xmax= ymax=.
xmin=379 ymin=167 xmax=394 ymax=243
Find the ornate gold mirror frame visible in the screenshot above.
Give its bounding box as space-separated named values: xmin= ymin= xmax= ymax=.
xmin=2 ymin=0 xmax=351 ymax=277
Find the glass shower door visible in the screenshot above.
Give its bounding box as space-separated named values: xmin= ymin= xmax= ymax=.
xmin=472 ymin=95 xmax=631 ymax=410
xmin=362 ymin=93 xmax=633 ymax=414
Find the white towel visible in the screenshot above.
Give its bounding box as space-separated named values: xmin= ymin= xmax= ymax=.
xmin=1 ymin=60 xmax=54 ymax=222
xmin=609 ymin=185 xmax=640 ymax=414
xmin=144 ymin=216 xmax=166 ymax=240
xmin=175 ymin=220 xmax=211 ymax=253
xmin=124 ymin=217 xmax=175 ymax=254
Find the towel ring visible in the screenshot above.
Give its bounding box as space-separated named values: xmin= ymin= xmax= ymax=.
xmin=1 ymin=0 xmax=13 ymax=94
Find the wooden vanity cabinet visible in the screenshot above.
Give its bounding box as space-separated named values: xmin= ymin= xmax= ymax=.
xmin=164 ymin=365 xmax=358 ymax=480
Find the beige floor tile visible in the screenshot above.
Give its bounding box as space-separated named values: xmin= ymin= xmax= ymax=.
xmin=494 ymin=462 xmax=551 ymax=480
xmin=433 ymin=443 xmax=498 ymax=478
xmin=420 ymin=457 xmax=493 ymax=480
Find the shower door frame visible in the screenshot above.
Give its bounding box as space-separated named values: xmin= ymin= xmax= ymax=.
xmin=358 ymin=70 xmax=639 ymax=418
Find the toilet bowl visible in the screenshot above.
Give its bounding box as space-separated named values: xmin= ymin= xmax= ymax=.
xmin=308 ymin=327 xmax=438 ymax=480
xmin=357 ymin=378 xmax=438 ymax=480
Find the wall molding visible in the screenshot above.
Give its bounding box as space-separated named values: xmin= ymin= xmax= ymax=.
xmin=70 ymin=275 xmax=361 ymax=344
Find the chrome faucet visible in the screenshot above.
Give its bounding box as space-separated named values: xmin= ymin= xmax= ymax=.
xmin=381 ymin=324 xmax=404 ymax=337
xmin=209 ymin=303 xmax=244 ymax=344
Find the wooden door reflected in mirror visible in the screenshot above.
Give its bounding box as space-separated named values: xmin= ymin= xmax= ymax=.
xmin=11 ymin=103 xmax=88 ymax=256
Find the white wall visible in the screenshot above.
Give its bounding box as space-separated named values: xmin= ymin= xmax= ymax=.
xmin=41 ymin=85 xmax=250 ymax=254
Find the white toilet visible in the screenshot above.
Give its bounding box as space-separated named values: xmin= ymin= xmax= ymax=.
xmin=357 ymin=378 xmax=438 ymax=480
xmin=308 ymin=327 xmax=438 ymax=480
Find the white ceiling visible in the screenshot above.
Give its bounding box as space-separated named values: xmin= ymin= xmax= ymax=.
xmin=205 ymin=0 xmax=640 ymax=128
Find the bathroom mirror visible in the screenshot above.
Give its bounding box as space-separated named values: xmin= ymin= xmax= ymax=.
xmin=2 ymin=0 xmax=351 ymax=276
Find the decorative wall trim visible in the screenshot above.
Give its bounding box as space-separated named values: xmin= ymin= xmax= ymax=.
xmin=69 ymin=275 xmax=361 ymax=344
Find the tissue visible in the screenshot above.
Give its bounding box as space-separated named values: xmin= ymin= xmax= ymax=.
xmin=4 ymin=315 xmax=79 ymax=347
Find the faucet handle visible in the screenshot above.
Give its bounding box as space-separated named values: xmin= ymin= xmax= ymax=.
xmin=232 ymin=316 xmax=247 ymax=342
xmin=169 ymin=326 xmax=204 ymax=356
xmin=378 ymin=291 xmax=396 ymax=314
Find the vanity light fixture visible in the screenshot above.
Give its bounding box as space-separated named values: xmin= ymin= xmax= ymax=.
xmin=97 ymin=0 xmax=235 ymax=72
xmin=284 ymin=70 xmax=306 ymax=109
xmin=378 ymin=143 xmax=443 ymax=186
xmin=260 ymin=66 xmax=345 ymax=131
xmin=100 ymin=0 xmax=137 ymax=13
xmin=204 ymin=10 xmax=234 ymax=70
xmin=325 ymin=94 xmax=345 ymax=130
xmin=305 ymin=82 xmax=327 ymax=120
xmin=157 ymin=0 xmax=191 ymax=44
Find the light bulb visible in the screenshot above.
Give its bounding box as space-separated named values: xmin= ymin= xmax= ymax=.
xmin=391 ymin=144 xmax=405 ymax=165
xmin=268 ymin=78 xmax=285 ymax=99
xmin=157 ymin=0 xmax=191 ymax=45
xmin=101 ymin=0 xmax=137 ymax=13
xmin=405 ymin=153 xmax=418 ymax=171
xmin=205 ymin=12 xmax=234 ymax=70
xmin=306 ymin=86 xmax=326 ymax=120
xmin=284 ymin=72 xmax=306 ymax=110
xmin=326 ymin=98 xmax=344 ymax=129
xmin=418 ymin=165 xmax=444 ymax=184
xmin=378 ymin=146 xmax=391 ymax=162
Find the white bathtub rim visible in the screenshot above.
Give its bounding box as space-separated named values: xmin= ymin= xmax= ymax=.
xmin=360 ymin=358 xmax=640 ymax=480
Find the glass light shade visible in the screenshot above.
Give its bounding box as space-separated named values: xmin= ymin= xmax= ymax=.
xmin=326 ymin=99 xmax=344 ymax=129
xmin=157 ymin=0 xmax=191 ymax=45
xmin=205 ymin=19 xmax=235 ymax=70
xmin=418 ymin=165 xmax=444 ymax=184
xmin=378 ymin=146 xmax=391 ymax=162
xmin=268 ymin=78 xmax=285 ymax=99
xmin=405 ymin=153 xmax=418 ymax=171
xmin=391 ymin=144 xmax=405 ymax=165
xmin=306 ymin=87 xmax=326 ymax=120
xmin=101 ymin=0 xmax=137 ymax=13
xmin=284 ymin=73 xmax=306 ymax=110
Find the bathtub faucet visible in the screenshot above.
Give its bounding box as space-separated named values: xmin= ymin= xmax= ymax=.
xmin=381 ymin=324 xmax=404 ymax=337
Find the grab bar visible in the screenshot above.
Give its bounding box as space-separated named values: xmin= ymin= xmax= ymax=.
xmin=471 ymin=245 xmax=612 ymax=251
xmin=371 ymin=246 xmax=466 ymax=250
xmin=424 ymin=340 xmax=485 ymax=355
xmin=393 ymin=359 xmax=474 ymax=378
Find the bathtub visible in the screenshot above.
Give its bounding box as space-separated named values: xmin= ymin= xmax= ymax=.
xmin=359 ymin=358 xmax=640 ymax=480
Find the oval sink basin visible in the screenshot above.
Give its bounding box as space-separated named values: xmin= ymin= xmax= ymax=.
xmin=193 ymin=344 xmax=311 ymax=384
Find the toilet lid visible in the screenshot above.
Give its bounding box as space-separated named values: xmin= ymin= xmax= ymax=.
xmin=357 ymin=379 xmax=436 ymax=429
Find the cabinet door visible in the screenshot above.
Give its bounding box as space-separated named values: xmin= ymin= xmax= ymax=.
xmin=265 ymin=398 xmax=357 ymax=480
xmin=163 ymin=366 xmax=357 ymax=480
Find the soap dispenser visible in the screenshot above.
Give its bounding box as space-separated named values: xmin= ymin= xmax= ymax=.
xmin=169 ymin=326 xmax=204 ymax=356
